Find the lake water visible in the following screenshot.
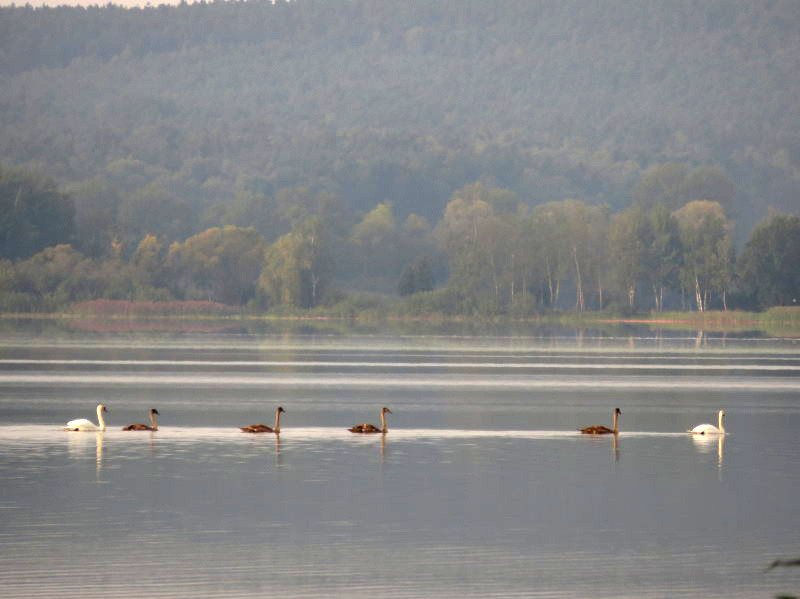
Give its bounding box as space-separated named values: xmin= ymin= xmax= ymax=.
xmin=0 ymin=323 xmax=799 ymax=598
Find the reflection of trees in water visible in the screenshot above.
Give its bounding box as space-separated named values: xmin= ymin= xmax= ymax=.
xmin=67 ymin=318 xmax=235 ymax=334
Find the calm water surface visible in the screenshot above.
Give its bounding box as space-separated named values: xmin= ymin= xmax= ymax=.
xmin=0 ymin=327 xmax=799 ymax=598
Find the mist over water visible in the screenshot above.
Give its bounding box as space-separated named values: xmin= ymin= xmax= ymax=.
xmin=0 ymin=326 xmax=799 ymax=598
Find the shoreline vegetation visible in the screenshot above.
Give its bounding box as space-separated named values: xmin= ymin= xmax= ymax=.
xmin=2 ymin=3 xmax=800 ymax=341
xmin=2 ymin=300 xmax=799 ymax=336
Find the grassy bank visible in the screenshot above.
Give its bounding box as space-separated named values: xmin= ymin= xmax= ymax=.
xmin=586 ymin=307 xmax=800 ymax=335
xmin=3 ymin=300 xmax=800 ymax=337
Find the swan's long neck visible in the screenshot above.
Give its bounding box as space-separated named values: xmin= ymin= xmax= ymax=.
xmin=274 ymin=409 xmax=282 ymax=433
xmin=380 ymin=410 xmax=388 ymax=433
xmin=612 ymin=410 xmax=619 ymax=434
xmin=718 ymin=411 xmax=725 ymax=433
xmin=96 ymin=405 xmax=106 ymax=431
xmin=150 ymin=411 xmax=158 ymax=431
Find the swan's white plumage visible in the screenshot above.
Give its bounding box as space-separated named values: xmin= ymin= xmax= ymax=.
xmin=690 ymin=424 xmax=720 ymax=434
xmin=690 ymin=410 xmax=725 ymax=435
xmin=65 ymin=404 xmax=107 ymax=431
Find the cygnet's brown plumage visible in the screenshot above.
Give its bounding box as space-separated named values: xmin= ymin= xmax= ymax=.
xmin=122 ymin=408 xmax=159 ymax=431
xmin=241 ymin=406 xmax=285 ymax=434
xmin=349 ymin=407 xmax=392 ymax=434
xmin=240 ymin=423 xmax=274 ymax=433
xmin=580 ymin=408 xmax=621 ymax=435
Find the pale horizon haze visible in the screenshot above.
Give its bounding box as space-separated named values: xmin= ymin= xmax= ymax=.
xmin=1 ymin=0 xmax=230 ymax=7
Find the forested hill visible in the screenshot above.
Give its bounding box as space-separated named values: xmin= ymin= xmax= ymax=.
xmin=1 ymin=0 xmax=798 ymax=239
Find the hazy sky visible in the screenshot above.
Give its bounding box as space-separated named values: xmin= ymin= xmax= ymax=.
xmin=0 ymin=0 xmax=197 ymax=6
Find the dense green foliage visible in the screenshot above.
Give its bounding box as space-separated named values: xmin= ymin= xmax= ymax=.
xmin=1 ymin=163 xmax=795 ymax=316
xmin=0 ymin=1 xmax=798 ymax=316
xmin=1 ymin=1 xmax=799 ymax=229
xmin=738 ymin=214 xmax=800 ymax=308
xmin=0 ymin=166 xmax=75 ymax=259
xmin=398 ymin=257 xmax=434 ymax=297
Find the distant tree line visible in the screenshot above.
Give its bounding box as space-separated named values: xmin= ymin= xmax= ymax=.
xmin=1 ymin=0 xmax=799 ymax=252
xmin=2 ymin=0 xmax=799 ymax=315
xmin=0 ymin=163 xmax=797 ymax=316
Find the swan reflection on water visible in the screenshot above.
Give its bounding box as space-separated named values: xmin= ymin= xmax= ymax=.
xmin=240 ymin=428 xmax=283 ymax=465
xmin=96 ymin=432 xmax=104 ymax=475
xmin=66 ymin=430 xmax=105 ymax=476
xmin=580 ymin=428 xmax=620 ymax=461
xmin=691 ymin=432 xmax=725 ymax=470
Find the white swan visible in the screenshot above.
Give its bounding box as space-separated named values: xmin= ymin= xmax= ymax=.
xmin=689 ymin=410 xmax=726 ymax=435
xmin=65 ymin=404 xmax=108 ymax=431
